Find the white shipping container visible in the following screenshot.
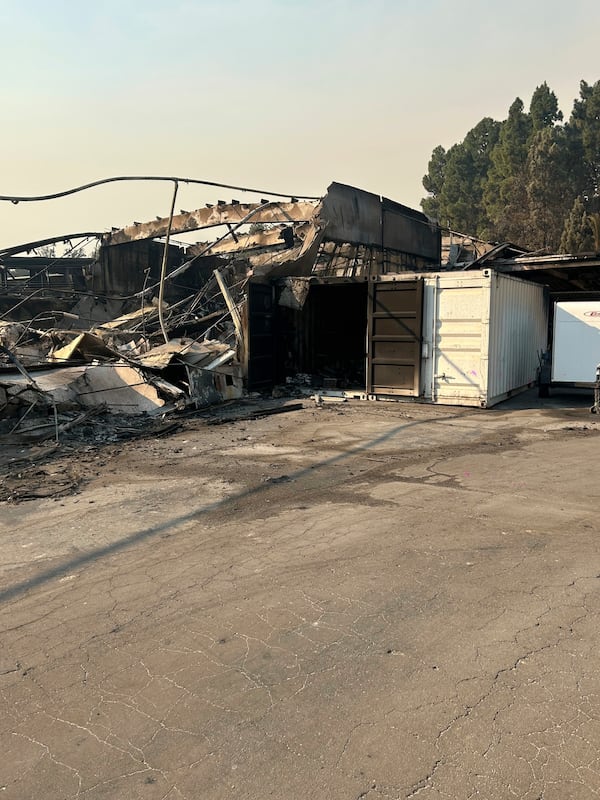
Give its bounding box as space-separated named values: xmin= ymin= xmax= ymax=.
xmin=552 ymin=301 xmax=600 ymax=383
xmin=264 ymin=269 xmax=548 ymax=408
xmin=419 ymin=270 xmax=548 ymax=407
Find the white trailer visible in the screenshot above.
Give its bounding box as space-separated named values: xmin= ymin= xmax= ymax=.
xmin=538 ymin=300 xmax=600 ymax=400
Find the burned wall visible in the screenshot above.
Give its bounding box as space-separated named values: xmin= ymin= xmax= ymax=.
xmin=320 ymin=182 xmax=441 ymax=267
xmin=91 ymin=241 xmax=184 ymax=298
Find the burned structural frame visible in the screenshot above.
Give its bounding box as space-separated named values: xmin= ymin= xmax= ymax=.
xmin=94 ymin=181 xmax=441 ymax=395
xmin=244 ymin=182 xmax=441 ymax=392
xmin=6 ymin=177 xmax=598 ymax=412
xmin=244 ymin=187 xmax=550 ymax=407
xmin=0 ymin=181 xmax=440 ymax=415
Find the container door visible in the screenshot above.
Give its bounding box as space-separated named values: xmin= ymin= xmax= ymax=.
xmin=433 ymin=286 xmax=485 ymax=403
xmin=367 ymin=280 xmax=423 ymax=395
xmin=247 ymin=282 xmax=275 ymax=390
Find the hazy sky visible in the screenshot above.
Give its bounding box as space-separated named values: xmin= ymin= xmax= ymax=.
xmin=1 ymin=0 xmax=599 ymax=248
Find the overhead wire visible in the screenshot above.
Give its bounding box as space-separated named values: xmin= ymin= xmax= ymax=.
xmin=0 ymin=187 xmax=313 ymax=353
xmin=0 ymin=175 xmax=321 ymax=204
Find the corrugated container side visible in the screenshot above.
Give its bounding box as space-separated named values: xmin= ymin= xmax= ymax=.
xmin=487 ymin=273 xmax=548 ymax=406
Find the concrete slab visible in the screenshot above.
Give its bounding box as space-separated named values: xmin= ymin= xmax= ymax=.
xmin=1 ymin=398 xmax=600 ymax=799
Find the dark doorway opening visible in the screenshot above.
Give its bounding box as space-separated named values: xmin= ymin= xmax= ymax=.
xmin=276 ymin=282 xmax=368 ymax=390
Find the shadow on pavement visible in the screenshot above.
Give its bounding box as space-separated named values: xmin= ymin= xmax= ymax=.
xmin=0 ymin=411 xmax=475 ymax=605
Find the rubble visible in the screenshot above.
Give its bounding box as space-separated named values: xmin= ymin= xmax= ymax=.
xmin=0 ymin=178 xmax=442 ymax=445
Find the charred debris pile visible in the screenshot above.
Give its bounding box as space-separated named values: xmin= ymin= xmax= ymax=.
xmin=0 ymin=180 xmax=441 ymax=450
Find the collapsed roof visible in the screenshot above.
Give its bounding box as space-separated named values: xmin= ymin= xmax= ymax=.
xmin=0 ymin=181 xmax=441 ymax=422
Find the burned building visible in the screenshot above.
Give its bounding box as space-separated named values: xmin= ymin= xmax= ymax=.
xmin=0 ymin=181 xmax=442 ymax=419
xmin=9 ymin=176 xmax=593 ymax=417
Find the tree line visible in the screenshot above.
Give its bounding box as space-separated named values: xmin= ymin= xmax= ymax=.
xmin=421 ymin=80 xmax=600 ymax=253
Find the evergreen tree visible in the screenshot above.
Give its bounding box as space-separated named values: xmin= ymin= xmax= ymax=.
xmin=421 ymin=119 xmax=499 ymax=233
xmin=421 ymin=145 xmax=447 ymax=221
xmin=484 ymin=98 xmax=532 ymax=242
xmin=420 ymin=79 xmax=599 ymax=251
xmin=529 ymin=82 xmax=563 ymax=132
xmin=559 ymin=79 xmax=600 ymax=251
xmin=436 ymin=143 xmax=474 ymax=231
xmin=590 ymin=213 xmax=600 ymax=250
xmin=439 ymin=117 xmax=499 ymax=234
xmin=559 ymin=197 xmax=595 ymax=252
xmin=525 ymin=127 xmax=575 ymax=250
xmin=569 ymin=79 xmax=600 ymax=197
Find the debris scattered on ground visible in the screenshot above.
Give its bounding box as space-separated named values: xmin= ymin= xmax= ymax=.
xmin=0 ymin=180 xmax=444 ymax=440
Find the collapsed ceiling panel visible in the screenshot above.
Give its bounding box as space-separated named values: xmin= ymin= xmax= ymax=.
xmin=0 ymin=179 xmax=443 ymax=426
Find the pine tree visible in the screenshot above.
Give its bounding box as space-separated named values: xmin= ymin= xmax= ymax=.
xmin=559 ymin=197 xmax=594 ymax=253
xmin=529 ymin=82 xmax=563 ymax=132
xmin=439 ymin=118 xmax=499 ymax=234
xmin=570 ymin=80 xmax=600 ymax=197
xmin=526 ymin=127 xmax=575 ymax=250
xmin=559 ymin=79 xmax=600 ymax=251
xmin=484 ymin=98 xmax=532 ymax=243
xmin=421 ymin=145 xmax=447 ymax=221
xmin=590 ymin=213 xmax=600 ymax=250
xmin=421 ymin=119 xmax=499 ymax=233
xmin=420 ymin=79 xmax=600 ymax=251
